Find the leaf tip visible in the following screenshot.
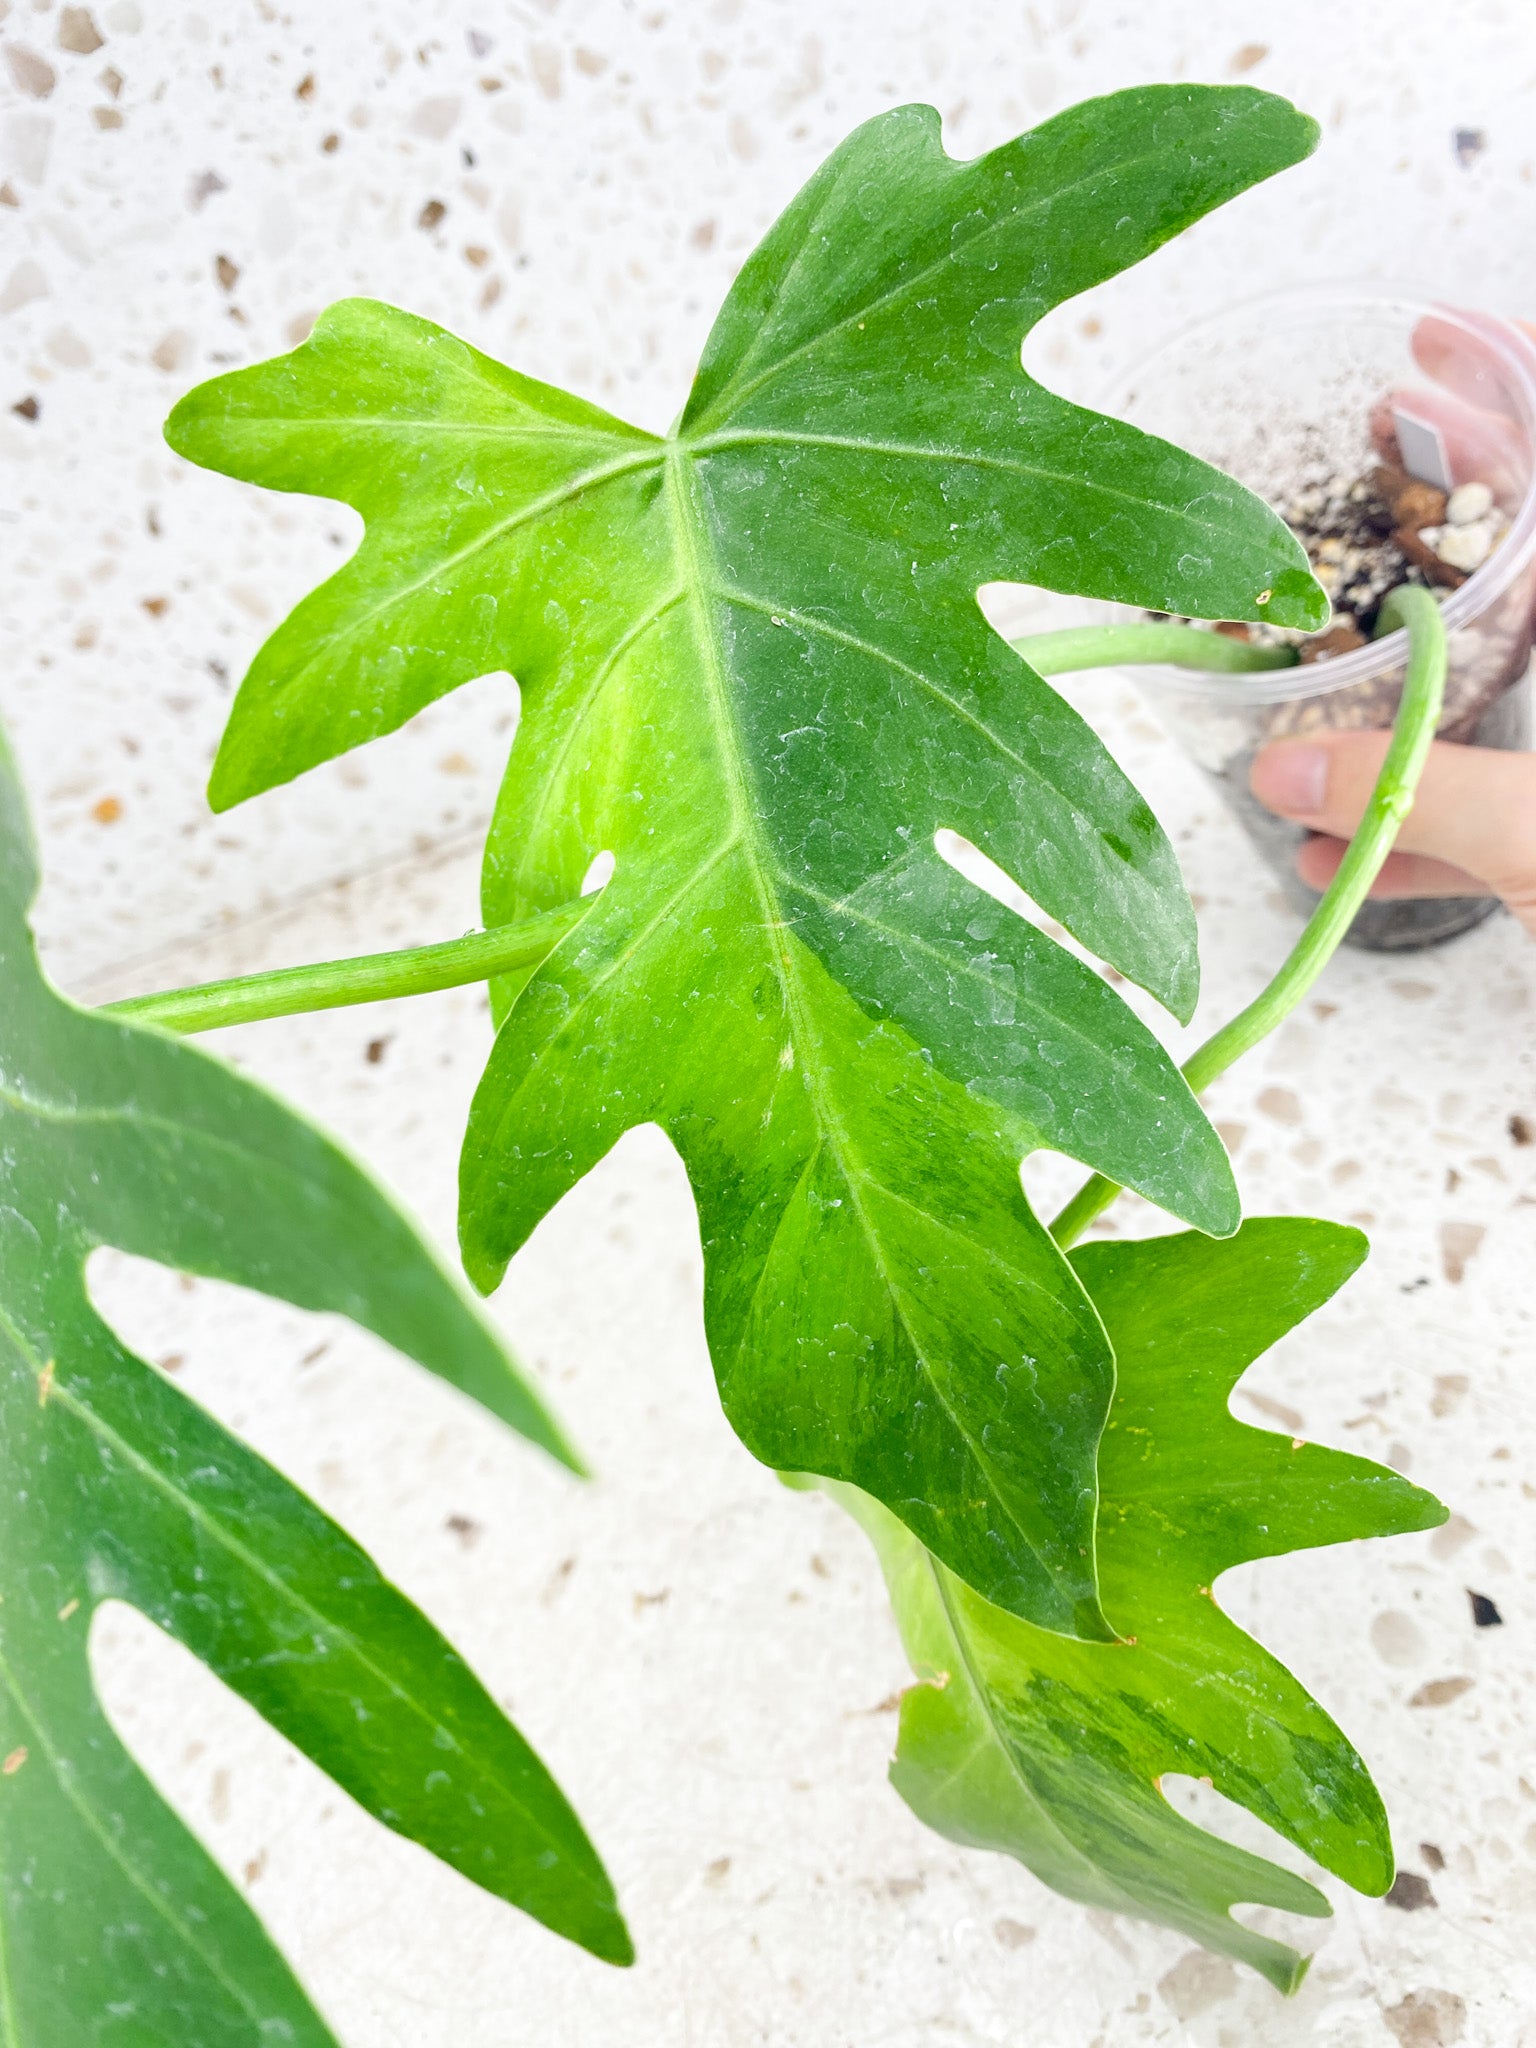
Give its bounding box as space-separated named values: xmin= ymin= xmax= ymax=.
xmin=1395 ymin=1478 xmax=1451 ymax=1538
xmin=204 ymin=760 xmax=241 ymax=816
xmin=1256 ymin=564 xmax=1330 ymax=633
xmin=547 ymin=1427 xmax=593 ymax=1483
xmin=1285 ymin=103 xmax=1325 ymax=167
xmin=1212 ymin=81 xmax=1323 ymax=171
xmin=1166 ymin=950 xmax=1200 ymax=1030
xmin=205 ymin=730 xmax=269 ymax=814
xmin=1194 ymin=1175 xmax=1243 ymax=1243
xmin=459 ymin=1232 xmax=509 ymax=1303
xmin=1274 ymin=1946 xmax=1315 ymax=1998
xmin=162 ymin=393 xmax=198 ymax=462
xmin=587 ymin=1911 xmax=637 ymax=1968
xmin=1069 ymin=1592 xmax=1119 ymax=1646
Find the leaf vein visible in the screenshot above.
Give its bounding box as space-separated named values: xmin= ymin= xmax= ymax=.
xmin=482 ymin=832 xmax=745 ymax=1139
xmin=927 ymin=1560 xmax=1116 ymax=1889
xmin=696 ymin=428 xmax=1246 ymax=541
xmin=782 ymin=873 xmax=1181 ymax=1129
xmin=685 ymin=135 xmax=1208 ymax=426
xmin=507 ymin=586 xmax=687 ymax=890
xmin=259 ymin=444 xmax=666 ymax=707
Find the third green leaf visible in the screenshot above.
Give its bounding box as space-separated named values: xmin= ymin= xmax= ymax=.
xmin=831 ymin=1221 xmax=1445 ymax=1991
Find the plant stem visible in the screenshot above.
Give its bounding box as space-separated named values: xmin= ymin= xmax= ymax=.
xmin=102 ymin=898 xmax=588 ymax=1035
xmin=1048 ymin=584 xmax=1447 ymax=1250
xmin=1013 ymin=621 xmax=1299 ymax=677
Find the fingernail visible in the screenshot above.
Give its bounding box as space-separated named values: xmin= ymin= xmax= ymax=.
xmin=1252 ymin=742 xmax=1328 ymax=817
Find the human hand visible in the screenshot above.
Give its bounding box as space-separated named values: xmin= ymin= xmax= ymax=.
xmin=1252 ymin=309 xmax=1536 ymax=939
xmin=1250 ymin=732 xmax=1536 ymax=936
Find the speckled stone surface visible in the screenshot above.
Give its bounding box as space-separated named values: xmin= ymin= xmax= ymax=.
xmin=8 ymin=2 xmax=1536 ymax=2044
xmin=75 ymin=687 xmax=1536 ymax=2048
xmin=7 ymin=0 xmax=1536 ymax=983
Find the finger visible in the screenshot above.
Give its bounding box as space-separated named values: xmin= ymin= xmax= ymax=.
xmin=1366 ymin=311 xmax=1536 ymax=496
xmin=1412 ymin=310 xmax=1528 ymax=417
xmin=1368 ymin=384 xmax=1523 ymax=498
xmin=1295 ymin=836 xmax=1491 ymax=900
xmin=1250 ymin=731 xmax=1536 ymax=905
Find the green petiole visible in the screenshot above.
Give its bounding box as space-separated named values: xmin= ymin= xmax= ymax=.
xmin=108 ymin=589 xmax=1438 ymax=1137
xmin=1013 ymin=621 xmax=1299 ymax=677
xmin=103 ymin=896 xmax=589 ymax=1035
xmin=84 ymin=628 xmax=1293 ymax=1039
xmin=1041 ymin=585 xmax=1448 ymax=1248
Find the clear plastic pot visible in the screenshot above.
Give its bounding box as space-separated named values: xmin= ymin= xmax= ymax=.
xmin=1103 ymin=290 xmax=1536 ymax=951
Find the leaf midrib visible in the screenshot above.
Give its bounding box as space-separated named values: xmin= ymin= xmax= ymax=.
xmin=507 ymin=585 xmax=687 ymax=897
xmin=694 ymin=428 xmax=1251 ymax=543
xmin=924 ymin=1555 xmax=1123 ymax=1900
xmin=663 ymin=444 xmax=1058 ymax=1588
xmin=0 ymin=1067 xmax=370 ymax=1220
xmin=205 ymin=418 xmax=654 ymax=446
xmin=917 ymin=1566 xmax=1332 ymax=1943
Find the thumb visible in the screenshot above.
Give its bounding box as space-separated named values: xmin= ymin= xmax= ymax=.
xmin=1250 ymin=731 xmax=1536 ymax=935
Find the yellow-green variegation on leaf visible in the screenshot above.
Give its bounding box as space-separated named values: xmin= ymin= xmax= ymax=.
xmin=829 ymin=1222 xmax=1445 ymax=1990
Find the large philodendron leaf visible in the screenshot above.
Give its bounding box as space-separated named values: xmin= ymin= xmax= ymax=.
xmin=829 ymin=1221 xmax=1446 ymax=1991
xmin=0 ymin=733 xmax=630 ymax=2045
xmin=167 ymin=86 xmax=1327 ymax=1637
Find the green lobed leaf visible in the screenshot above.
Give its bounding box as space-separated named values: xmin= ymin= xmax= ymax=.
xmin=166 ymin=86 xmax=1326 ymax=1636
xmin=0 ymin=730 xmax=630 ymax=2045
xmin=830 ymin=1221 xmax=1445 ymax=1990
